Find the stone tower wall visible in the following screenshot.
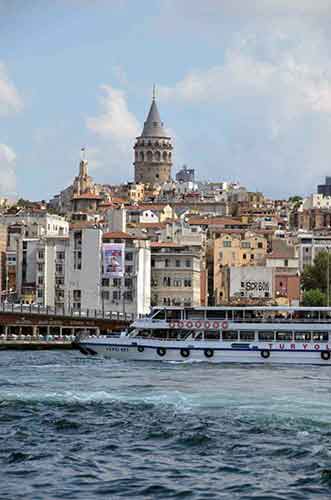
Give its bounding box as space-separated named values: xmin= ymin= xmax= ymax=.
xmin=134 ymin=137 xmax=173 ymax=185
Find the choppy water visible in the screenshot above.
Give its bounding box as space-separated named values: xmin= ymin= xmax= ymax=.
xmin=0 ymin=353 xmax=331 ymax=500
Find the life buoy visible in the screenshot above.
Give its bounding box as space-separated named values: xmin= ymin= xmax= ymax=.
xmin=261 ymin=350 xmax=270 ymax=359
xmin=180 ymin=348 xmax=190 ymax=358
xmin=221 ymin=320 xmax=229 ymax=330
xmin=157 ymin=347 xmax=166 ymax=357
xmin=321 ymin=351 xmax=330 ymax=361
xmin=137 ymin=346 xmax=144 ymax=353
xmin=204 ymin=349 xmax=214 ymax=358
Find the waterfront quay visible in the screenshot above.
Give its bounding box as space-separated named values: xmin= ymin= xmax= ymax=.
xmin=0 ymin=304 xmax=130 ymax=349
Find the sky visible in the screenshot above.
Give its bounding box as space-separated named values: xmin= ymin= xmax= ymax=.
xmin=2 ymin=0 xmax=331 ymax=200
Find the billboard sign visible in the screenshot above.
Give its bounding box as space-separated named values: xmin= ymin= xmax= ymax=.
xmin=230 ymin=267 xmax=273 ymax=299
xmin=103 ymin=243 xmax=125 ymax=278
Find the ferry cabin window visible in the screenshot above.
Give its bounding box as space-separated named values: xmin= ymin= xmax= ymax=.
xmin=152 ymin=310 xmax=166 ymax=320
xmin=206 ymin=310 xmax=226 ymax=320
xmin=258 ymin=331 xmax=275 ymax=341
xmin=205 ymin=330 xmax=221 ymax=340
xmin=239 ymin=331 xmax=255 ymax=341
xmin=185 ymin=309 xmax=204 ymax=320
xmin=276 ymin=331 xmax=293 ymax=341
xmin=222 ymin=331 xmax=239 ymax=341
xmin=312 ymin=332 xmax=329 ymax=342
xmin=166 ymin=309 xmax=182 ymax=320
xmin=294 ymin=332 xmax=311 ymax=341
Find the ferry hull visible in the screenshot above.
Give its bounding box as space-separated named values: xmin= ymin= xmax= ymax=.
xmin=78 ymin=341 xmax=331 ymax=365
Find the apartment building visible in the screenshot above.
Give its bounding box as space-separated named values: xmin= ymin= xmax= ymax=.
xmin=101 ymin=232 xmax=151 ymax=316
xmin=213 ymin=231 xmax=268 ymax=305
xmin=298 ymin=233 xmax=331 ymax=271
xmin=151 ymin=242 xmax=202 ymax=307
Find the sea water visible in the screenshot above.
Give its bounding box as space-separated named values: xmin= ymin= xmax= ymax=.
xmin=0 ymin=351 xmax=331 ymax=499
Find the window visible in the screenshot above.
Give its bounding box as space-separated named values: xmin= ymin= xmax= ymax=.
xmin=239 ymin=331 xmax=255 ymax=341
xmin=165 ymin=259 xmax=169 ymax=268
xmin=56 ymin=277 xmax=64 ymax=286
xmin=38 ymin=276 xmax=43 ymax=285
xmin=258 ymin=242 xmax=263 ymax=249
xmin=126 ymin=252 xmax=133 ymax=261
xmin=73 ymin=290 xmax=81 ymax=301
xmin=174 ymin=279 xmax=182 ymax=287
xmin=222 ymin=331 xmax=238 ymax=341
xmin=102 ymin=291 xmax=110 ymax=301
xmin=151 ymin=259 xmax=155 ymax=268
xmin=243 ymin=253 xmax=247 ymax=260
xmin=223 ymin=240 xmax=231 ymax=248
xmin=241 ymin=242 xmax=250 ymax=248
xmin=163 ymin=277 xmax=171 ymax=287
xmin=184 ymin=279 xmax=191 ymax=287
xmin=276 ymin=331 xmax=292 ymax=341
xmin=250 ymin=254 xmax=254 ymax=260
xmin=258 ymin=331 xmax=275 ymax=341
xmin=38 ymin=263 xmax=43 ymax=272
xmin=125 ymin=278 xmax=133 ymax=288
xmin=185 ymin=260 xmax=191 ymax=268
xmin=125 ymin=266 xmax=133 ymax=274
xmin=56 ymin=251 xmax=65 ymax=260
xmin=175 ymin=260 xmax=181 ymax=268
xmin=312 ymin=332 xmax=328 ymax=342
xmin=284 ymin=259 xmax=288 ymax=267
xmin=124 ymin=291 xmax=133 ymax=302
xmin=113 ymin=278 xmax=121 ymax=287
xmin=295 ymin=332 xmax=311 ymax=341
xmin=112 ymin=291 xmax=121 ymax=301
xmin=56 ymin=264 xmax=63 ymax=274
xmin=102 ymin=278 xmax=109 ymax=287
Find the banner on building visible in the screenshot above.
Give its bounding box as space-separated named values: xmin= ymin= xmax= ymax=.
xmin=103 ymin=243 xmax=125 ymax=278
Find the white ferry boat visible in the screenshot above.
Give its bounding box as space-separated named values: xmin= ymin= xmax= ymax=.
xmin=76 ymin=306 xmax=331 ymax=365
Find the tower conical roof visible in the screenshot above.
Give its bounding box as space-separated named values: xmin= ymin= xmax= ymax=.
xmin=141 ymin=98 xmax=168 ymax=138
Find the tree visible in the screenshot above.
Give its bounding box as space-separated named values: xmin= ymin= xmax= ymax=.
xmin=301 ymin=250 xmax=331 ymax=295
xmin=302 ymin=289 xmax=326 ymax=307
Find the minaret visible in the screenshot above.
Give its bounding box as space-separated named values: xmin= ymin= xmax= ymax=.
xmin=134 ymin=88 xmax=173 ymax=185
xmin=79 ymin=147 xmax=88 ymax=178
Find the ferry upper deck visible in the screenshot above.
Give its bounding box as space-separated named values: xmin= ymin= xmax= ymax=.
xmin=147 ymin=306 xmax=331 ymax=323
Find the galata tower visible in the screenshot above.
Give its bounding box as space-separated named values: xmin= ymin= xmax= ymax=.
xmin=134 ymin=90 xmax=173 ymax=185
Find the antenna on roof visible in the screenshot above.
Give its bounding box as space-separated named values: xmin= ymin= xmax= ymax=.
xmin=152 ymin=84 xmax=156 ymax=101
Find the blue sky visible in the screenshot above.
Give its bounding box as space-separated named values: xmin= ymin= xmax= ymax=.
xmin=1 ymin=0 xmax=331 ymax=200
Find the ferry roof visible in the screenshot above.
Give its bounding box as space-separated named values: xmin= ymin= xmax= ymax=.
xmin=151 ymin=306 xmax=331 ymax=312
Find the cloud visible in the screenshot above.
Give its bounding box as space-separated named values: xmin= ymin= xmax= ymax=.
xmin=159 ymin=32 xmax=331 ymax=197
xmin=0 ymin=144 xmax=17 ymax=196
xmin=86 ymin=85 xmax=140 ymax=182
xmin=0 ymin=62 xmax=23 ymax=116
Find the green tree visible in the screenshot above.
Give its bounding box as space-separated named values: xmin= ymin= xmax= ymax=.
xmin=302 ymin=289 xmax=326 ymax=307
xmin=301 ymin=250 xmax=331 ymax=295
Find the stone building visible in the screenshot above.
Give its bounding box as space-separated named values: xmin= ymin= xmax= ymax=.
xmin=150 ymin=242 xmax=202 ymax=307
xmin=134 ymin=93 xmax=173 ymax=185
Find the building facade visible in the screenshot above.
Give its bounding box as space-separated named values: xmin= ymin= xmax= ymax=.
xmin=151 ymin=242 xmax=202 ymax=307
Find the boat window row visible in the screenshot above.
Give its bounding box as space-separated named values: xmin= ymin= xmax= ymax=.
xmin=136 ymin=328 xmax=329 ymax=342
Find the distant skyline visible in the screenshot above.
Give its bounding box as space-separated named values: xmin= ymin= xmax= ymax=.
xmin=1 ymin=0 xmax=331 ymax=200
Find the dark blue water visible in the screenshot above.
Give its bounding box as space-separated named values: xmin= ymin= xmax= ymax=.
xmin=0 ymin=352 xmax=331 ymax=499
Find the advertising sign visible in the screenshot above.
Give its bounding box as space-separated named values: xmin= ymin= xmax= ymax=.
xmin=230 ymin=267 xmax=273 ymax=299
xmin=103 ymin=243 xmax=125 ymax=278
